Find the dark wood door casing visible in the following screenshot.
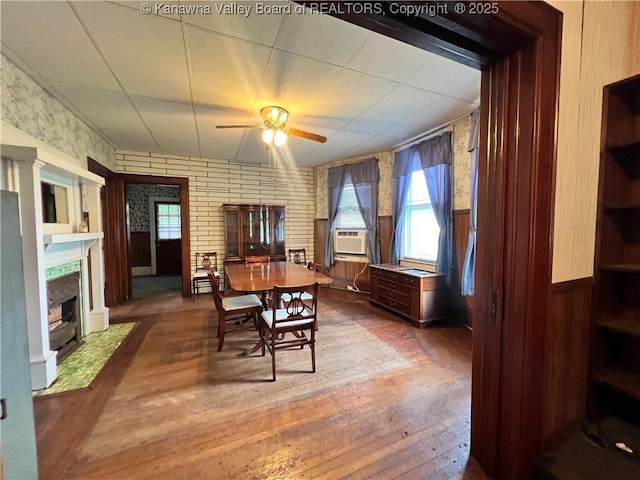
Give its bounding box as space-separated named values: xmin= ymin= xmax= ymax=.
xmin=87 ymin=160 xmax=191 ymax=301
xmin=303 ymin=2 xmax=564 ymax=478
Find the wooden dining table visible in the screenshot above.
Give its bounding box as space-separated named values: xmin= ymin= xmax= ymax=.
xmin=224 ymin=261 xmax=332 ymax=355
xmin=224 ymin=261 xmax=332 ymax=294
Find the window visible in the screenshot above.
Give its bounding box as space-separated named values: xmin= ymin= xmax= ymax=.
xmin=335 ymin=183 xmax=365 ymax=229
xmin=402 ymin=170 xmax=439 ymax=262
xmin=156 ymin=203 xmax=181 ymax=239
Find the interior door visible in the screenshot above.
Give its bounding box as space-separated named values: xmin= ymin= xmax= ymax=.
xmin=155 ymin=202 xmax=182 ymax=275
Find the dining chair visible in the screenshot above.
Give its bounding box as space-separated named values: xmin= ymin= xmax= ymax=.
xmin=260 ymin=282 xmax=319 ymax=381
xmin=208 ymin=271 xmax=263 ymax=352
xmin=306 ymin=261 xmax=326 ymax=275
xmin=245 ymin=255 xmax=271 ymax=264
xmin=288 ymin=248 xmax=306 ymax=265
xmin=192 ymin=251 xmax=218 ymax=299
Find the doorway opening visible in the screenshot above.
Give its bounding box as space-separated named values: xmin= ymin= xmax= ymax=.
xmin=127 ymin=184 xmax=183 ymax=298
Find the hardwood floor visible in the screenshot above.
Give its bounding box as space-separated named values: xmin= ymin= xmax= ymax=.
xmin=34 ymin=288 xmax=488 ymax=479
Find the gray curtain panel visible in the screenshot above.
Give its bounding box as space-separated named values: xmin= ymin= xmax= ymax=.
xmin=325 ymin=164 xmax=347 ymax=266
xmin=462 ymin=109 xmax=480 ymax=295
xmin=351 ymin=158 xmax=381 ymax=264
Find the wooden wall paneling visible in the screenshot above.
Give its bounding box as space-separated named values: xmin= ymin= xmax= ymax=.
xmin=314 ymin=219 xmax=327 ymax=264
xmin=451 ymin=210 xmax=471 ymax=325
xmin=543 ymin=278 xmax=593 ymax=447
xmin=378 ymin=215 xmax=392 ymax=263
xmin=129 ymin=232 xmax=151 ymax=267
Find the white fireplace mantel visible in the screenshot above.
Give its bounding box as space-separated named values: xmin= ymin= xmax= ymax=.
xmin=1 ymin=141 xmax=109 ymax=390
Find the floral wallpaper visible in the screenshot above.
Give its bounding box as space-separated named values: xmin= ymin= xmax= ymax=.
xmin=127 ymin=184 xmax=180 ymax=232
xmin=314 ymin=114 xmax=474 ymax=218
xmin=452 ymin=114 xmax=473 ymax=210
xmin=1 ymin=55 xmax=115 ymax=169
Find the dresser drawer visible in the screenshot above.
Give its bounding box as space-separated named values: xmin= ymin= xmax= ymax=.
xmin=375 ymin=295 xmax=411 ymax=316
xmin=371 ymin=268 xmax=419 ymax=287
xmin=378 ymin=284 xmax=410 ymax=305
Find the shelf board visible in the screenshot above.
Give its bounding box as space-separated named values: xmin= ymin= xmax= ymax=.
xmin=603 ymin=202 xmax=640 ymax=211
xmin=599 ymin=263 xmax=640 ymax=273
xmin=43 ymin=232 xmax=103 ymax=245
xmin=599 ymin=317 xmax=640 ymax=338
xmin=595 ymin=366 xmax=640 ymax=401
xmin=605 ymin=139 xmax=640 ymax=152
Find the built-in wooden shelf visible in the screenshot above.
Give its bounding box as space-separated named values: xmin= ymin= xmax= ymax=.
xmin=594 ymin=366 xmax=640 ymax=401
xmin=599 ymin=262 xmax=640 ymax=273
xmin=43 ymin=232 xmax=103 ymax=245
xmin=599 ymin=316 xmax=640 ymax=338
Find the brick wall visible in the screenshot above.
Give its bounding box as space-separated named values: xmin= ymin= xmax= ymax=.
xmin=114 ymin=151 xmax=315 ymax=276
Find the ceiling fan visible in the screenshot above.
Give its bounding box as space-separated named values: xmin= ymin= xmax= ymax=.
xmin=215 ymin=106 xmax=327 ymax=147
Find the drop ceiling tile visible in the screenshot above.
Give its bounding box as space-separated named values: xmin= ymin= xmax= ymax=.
xmin=50 ymin=81 xmax=148 ymax=134
xmin=448 ymin=78 xmax=482 ymax=103
xmin=184 ymin=1 xmax=285 ymax=46
xmin=188 ymin=27 xmax=272 ymax=110
xmin=157 ymin=137 xmax=200 ymax=157
xmin=1 ymin=1 xmax=120 ymax=91
xmin=131 ymin=96 xmax=197 ymax=140
xmin=255 ymin=50 xmax=342 ymax=117
xmin=199 ymin=141 xmax=239 ymax=160
xmin=195 ymin=106 xmax=255 ymax=143
xmin=404 ymin=56 xmax=480 ymax=97
xmin=345 ymin=135 xmax=401 ymax=157
xmin=111 ymin=1 xmax=181 ymax=20
xmin=381 ymin=97 xmax=473 ymax=139
xmin=101 ymin=128 xmax=161 ymax=153
xmin=346 ymin=32 xmax=441 ymax=83
xmin=235 ymin=131 xmax=272 ymax=164
xmin=73 ymin=1 xmax=191 ymax=102
xmin=303 ymin=69 xmax=397 ymax=129
xmin=275 ymin=8 xmax=370 ymax=65
xmin=345 ymin=85 xmax=443 ymax=133
xmin=308 ymin=130 xmax=373 ymax=157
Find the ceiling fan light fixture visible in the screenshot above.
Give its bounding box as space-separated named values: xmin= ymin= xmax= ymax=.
xmin=261 ymin=105 xmax=289 ymax=129
xmin=274 ymin=129 xmax=287 ymax=147
xmin=262 ymin=128 xmax=275 ymax=144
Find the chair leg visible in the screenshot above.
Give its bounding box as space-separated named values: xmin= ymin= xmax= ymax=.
xmin=311 ymin=328 xmax=316 ymax=373
xmin=271 ymin=331 xmax=276 ymax=381
xmin=217 ymin=316 xmax=226 ymax=352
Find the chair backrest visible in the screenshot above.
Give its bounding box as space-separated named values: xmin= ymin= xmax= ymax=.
xmin=307 ymin=261 xmax=326 ymax=275
xmin=196 ymin=251 xmax=218 ymax=271
xmin=207 ymin=270 xmax=224 ymax=313
xmin=272 ymin=283 xmax=319 ymax=326
xmin=288 ymin=248 xmax=307 ymax=264
xmin=245 ymin=255 xmax=270 ymax=264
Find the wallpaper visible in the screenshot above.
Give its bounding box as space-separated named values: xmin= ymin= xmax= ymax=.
xmin=314 ymin=114 xmax=473 ymax=218
xmin=127 ymin=184 xmax=180 ymax=232
xmin=1 ymin=55 xmax=115 ymax=169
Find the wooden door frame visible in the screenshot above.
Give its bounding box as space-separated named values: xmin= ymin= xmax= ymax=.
xmin=88 ymin=159 xmax=191 ymax=301
xmin=303 ymin=1 xmax=563 ymax=478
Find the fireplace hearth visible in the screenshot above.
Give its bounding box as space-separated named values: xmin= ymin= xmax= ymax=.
xmin=47 ymin=272 xmax=81 ymax=362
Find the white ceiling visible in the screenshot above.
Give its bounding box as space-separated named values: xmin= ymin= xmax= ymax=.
xmin=0 ymin=1 xmax=480 ymax=167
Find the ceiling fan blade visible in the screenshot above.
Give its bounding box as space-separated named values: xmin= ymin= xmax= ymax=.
xmin=288 ymin=127 xmax=327 ymax=143
xmin=215 ymin=125 xmax=262 ymax=129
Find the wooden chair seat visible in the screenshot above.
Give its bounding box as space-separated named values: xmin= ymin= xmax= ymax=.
xmin=259 ymin=282 xmax=319 ymax=381
xmin=208 ymin=271 xmax=262 ymax=352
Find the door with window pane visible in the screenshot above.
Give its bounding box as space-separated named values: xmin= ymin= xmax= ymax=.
xmin=155 ymin=202 xmax=182 ymax=275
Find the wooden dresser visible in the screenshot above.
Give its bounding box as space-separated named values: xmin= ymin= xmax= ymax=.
xmin=369 ymin=263 xmax=446 ymax=327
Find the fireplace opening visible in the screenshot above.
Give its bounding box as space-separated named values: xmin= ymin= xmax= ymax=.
xmin=47 ymin=272 xmax=82 ymax=363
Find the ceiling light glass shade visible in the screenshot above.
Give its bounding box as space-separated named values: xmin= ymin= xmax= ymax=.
xmin=274 ymin=130 xmax=287 ymax=146
xmin=261 ymin=106 xmax=289 ymax=129
xmin=262 ymin=128 xmax=275 ymax=144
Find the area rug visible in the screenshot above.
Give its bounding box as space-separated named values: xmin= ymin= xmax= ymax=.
xmin=34 ymin=322 xmax=136 ymax=396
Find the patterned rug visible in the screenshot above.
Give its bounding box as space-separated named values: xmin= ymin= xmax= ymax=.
xmin=34 ymin=323 xmax=136 ymax=396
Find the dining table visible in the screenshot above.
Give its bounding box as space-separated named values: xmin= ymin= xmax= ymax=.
xmin=224 ymin=261 xmax=332 ymax=355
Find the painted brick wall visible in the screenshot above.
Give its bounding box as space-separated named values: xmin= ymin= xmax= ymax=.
xmin=114 ymin=152 xmax=315 ymax=276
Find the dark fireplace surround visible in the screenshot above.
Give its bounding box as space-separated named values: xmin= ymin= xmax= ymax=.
xmin=47 ymin=272 xmax=82 ymax=362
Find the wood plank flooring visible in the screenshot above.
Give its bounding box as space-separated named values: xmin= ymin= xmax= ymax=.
xmin=34 ymin=288 xmax=488 ymax=479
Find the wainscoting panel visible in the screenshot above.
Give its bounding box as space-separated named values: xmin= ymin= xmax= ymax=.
xmin=542 ymin=277 xmax=593 ymax=447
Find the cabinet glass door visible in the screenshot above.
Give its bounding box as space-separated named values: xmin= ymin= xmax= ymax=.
xmin=242 ymin=208 xmax=271 ymax=256
xmin=273 ymin=208 xmax=285 ymax=256
xmin=224 ymin=208 xmax=239 ymax=258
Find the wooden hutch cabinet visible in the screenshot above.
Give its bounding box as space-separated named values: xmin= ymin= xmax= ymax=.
xmin=223 ymin=204 xmax=286 ymax=263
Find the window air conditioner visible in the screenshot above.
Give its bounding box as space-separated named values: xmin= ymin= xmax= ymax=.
xmin=334 ymin=230 xmax=367 ymax=255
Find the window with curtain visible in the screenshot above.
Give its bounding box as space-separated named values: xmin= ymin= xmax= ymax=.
xmin=335 ymin=182 xmax=366 ymax=229
xmin=402 ymin=170 xmax=440 ymax=262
